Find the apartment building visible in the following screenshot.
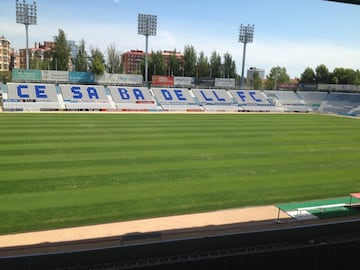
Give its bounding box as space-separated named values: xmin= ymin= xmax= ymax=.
xmin=122 ymin=50 xmax=184 ymax=74
xmin=10 ymin=49 xmax=20 ymax=70
xmin=0 ymin=36 xmax=11 ymax=71
xmin=121 ymin=50 xmax=145 ymax=74
xmin=19 ymin=41 xmax=55 ymax=69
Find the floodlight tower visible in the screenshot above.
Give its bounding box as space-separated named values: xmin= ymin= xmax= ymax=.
xmin=138 ymin=13 xmax=157 ymax=86
xmin=16 ymin=0 xmax=37 ymax=70
xmin=238 ymin=24 xmax=255 ymax=89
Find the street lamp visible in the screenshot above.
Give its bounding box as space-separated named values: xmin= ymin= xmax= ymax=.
xmin=238 ymin=24 xmax=255 ymax=89
xmin=16 ymin=0 xmax=37 ymax=70
xmin=138 ymin=13 xmax=157 ymax=87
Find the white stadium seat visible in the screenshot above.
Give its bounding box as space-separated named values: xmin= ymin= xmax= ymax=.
xmin=59 ymin=84 xmax=114 ymax=110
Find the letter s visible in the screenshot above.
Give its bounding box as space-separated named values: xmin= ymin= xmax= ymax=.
xmin=71 ymin=86 xmax=83 ymax=99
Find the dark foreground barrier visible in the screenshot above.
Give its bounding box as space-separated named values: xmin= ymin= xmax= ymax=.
xmin=1 ymin=219 xmax=360 ymax=270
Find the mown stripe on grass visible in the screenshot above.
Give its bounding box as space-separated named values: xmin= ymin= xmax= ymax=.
xmin=0 ymin=113 xmax=360 ymax=234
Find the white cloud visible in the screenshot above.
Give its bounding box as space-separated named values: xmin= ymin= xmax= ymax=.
xmin=248 ymin=39 xmax=360 ymax=77
xmin=3 ymin=16 xmax=359 ymax=79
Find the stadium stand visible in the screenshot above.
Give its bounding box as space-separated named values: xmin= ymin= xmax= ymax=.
xmin=297 ymin=91 xmax=328 ymax=112
xmin=108 ymin=86 xmax=160 ymax=111
xmin=320 ymin=92 xmax=360 ymax=116
xmin=0 ymin=84 xmax=4 ymax=112
xmin=265 ymin=90 xmax=309 ymax=112
xmin=3 ymin=83 xmax=62 ymax=111
xmin=229 ymin=90 xmax=280 ymax=112
xmin=1 ymin=81 xmax=360 ymax=116
xmin=192 ymin=89 xmax=238 ymax=112
xmin=60 ymin=84 xmax=114 ymax=111
xmin=152 ymin=88 xmax=203 ymax=112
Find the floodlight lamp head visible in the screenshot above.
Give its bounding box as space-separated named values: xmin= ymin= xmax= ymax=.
xmin=238 ymin=24 xmax=255 ymax=44
xmin=16 ymin=0 xmax=37 ymax=25
xmin=138 ymin=13 xmax=157 ymax=36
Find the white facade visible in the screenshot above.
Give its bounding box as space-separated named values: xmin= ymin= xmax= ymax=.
xmin=247 ymin=67 xmax=265 ymax=80
xmin=0 ymin=36 xmax=11 ymax=71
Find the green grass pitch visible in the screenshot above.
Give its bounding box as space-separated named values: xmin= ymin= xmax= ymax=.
xmin=0 ymin=113 xmax=360 ymax=235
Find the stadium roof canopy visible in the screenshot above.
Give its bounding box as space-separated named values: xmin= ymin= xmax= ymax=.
xmin=326 ymin=0 xmax=360 ymax=5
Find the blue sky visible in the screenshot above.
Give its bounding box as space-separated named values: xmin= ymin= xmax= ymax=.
xmin=1 ymin=0 xmax=359 ymax=77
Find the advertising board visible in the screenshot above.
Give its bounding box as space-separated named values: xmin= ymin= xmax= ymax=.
xmin=42 ymin=70 xmax=69 ymax=82
xmin=277 ymin=83 xmax=298 ymax=90
xmin=174 ymin=77 xmax=194 ymax=87
xmin=194 ymin=78 xmax=215 ymax=88
xmin=214 ymin=78 xmax=235 ymax=88
xmin=12 ymin=69 xmax=42 ymax=82
xmin=95 ymin=73 xmax=143 ymax=85
xmin=152 ymin=76 xmax=174 ymax=87
xmin=69 ymin=72 xmax=95 ymax=83
xmin=318 ymin=84 xmax=360 ymax=92
xmin=117 ymin=74 xmax=143 ymax=85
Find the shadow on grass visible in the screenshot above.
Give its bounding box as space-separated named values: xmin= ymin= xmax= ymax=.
xmin=311 ymin=205 xmax=360 ymax=219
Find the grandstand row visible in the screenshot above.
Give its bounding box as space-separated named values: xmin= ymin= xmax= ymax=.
xmin=1 ymin=83 xmax=360 ymax=116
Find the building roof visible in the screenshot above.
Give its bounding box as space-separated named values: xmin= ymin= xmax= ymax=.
xmin=123 ymin=50 xmax=144 ymax=56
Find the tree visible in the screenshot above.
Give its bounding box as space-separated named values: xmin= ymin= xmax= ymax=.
xmin=74 ymin=39 xmax=88 ymax=72
xmin=149 ymin=50 xmax=166 ymax=77
xmin=253 ymin=71 xmax=263 ymax=90
xmin=183 ymin=45 xmax=197 ymax=77
xmin=331 ymin=67 xmax=357 ymax=84
xmin=265 ymin=66 xmax=290 ymax=89
xmin=223 ymin=52 xmax=236 ymax=78
xmin=51 ymin=29 xmax=70 ymax=71
xmin=356 ymin=70 xmax=360 ymax=85
xmin=197 ymin=51 xmax=209 ymax=78
xmin=210 ymin=51 xmax=222 ymax=78
xmin=107 ymin=43 xmax=122 ymax=74
xmin=300 ymin=67 xmax=316 ymax=84
xmin=315 ymin=64 xmax=330 ymax=84
xmin=30 ymin=51 xmax=51 ymax=70
xmin=0 ymin=71 xmax=11 ymax=83
xmin=168 ymin=53 xmax=180 ymax=76
xmin=89 ymin=47 xmax=105 ymax=75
